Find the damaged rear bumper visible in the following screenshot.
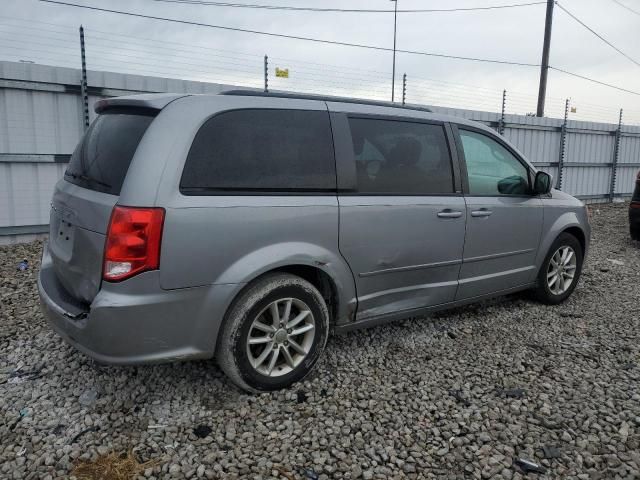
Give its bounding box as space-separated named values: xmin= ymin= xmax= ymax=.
xmin=38 ymin=243 xmax=238 ymax=364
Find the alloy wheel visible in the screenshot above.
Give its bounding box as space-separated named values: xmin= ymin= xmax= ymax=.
xmin=246 ymin=298 xmax=316 ymax=377
xmin=546 ymin=246 xmax=577 ymax=295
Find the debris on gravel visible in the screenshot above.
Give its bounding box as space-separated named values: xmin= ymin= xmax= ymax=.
xmin=1 ymin=203 xmax=639 ymax=479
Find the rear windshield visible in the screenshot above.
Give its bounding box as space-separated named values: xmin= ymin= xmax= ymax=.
xmin=65 ymin=111 xmax=155 ymax=195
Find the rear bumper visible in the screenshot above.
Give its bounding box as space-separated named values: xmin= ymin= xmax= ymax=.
xmin=38 ymin=243 xmax=240 ymax=364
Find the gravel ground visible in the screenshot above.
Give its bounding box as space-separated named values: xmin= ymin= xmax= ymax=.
xmin=1 ymin=203 xmax=639 ymax=480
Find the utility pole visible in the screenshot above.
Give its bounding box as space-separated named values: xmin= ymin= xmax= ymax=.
xmin=391 ymin=0 xmax=398 ymax=102
xmin=402 ymin=73 xmax=407 ymax=105
xmin=79 ymin=25 xmax=89 ymax=130
xmin=264 ymin=54 xmax=268 ymax=93
xmin=536 ymin=0 xmax=554 ymax=117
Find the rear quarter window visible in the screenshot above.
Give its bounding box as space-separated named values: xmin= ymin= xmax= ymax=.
xmin=180 ymin=109 xmax=336 ymax=193
xmin=65 ymin=111 xmax=155 ymax=195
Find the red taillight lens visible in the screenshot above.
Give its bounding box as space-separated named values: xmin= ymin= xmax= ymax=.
xmin=103 ymin=206 xmax=165 ymax=281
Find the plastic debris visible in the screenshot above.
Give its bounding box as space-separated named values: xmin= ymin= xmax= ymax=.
xmin=607 ymin=258 xmax=625 ymax=266
xmin=69 ymin=426 xmax=100 ymax=445
xmin=9 ymin=408 xmax=29 ymax=431
xmin=52 ymin=424 xmax=66 ymax=435
xmin=9 ymin=368 xmax=43 ymax=382
xmin=450 ymin=389 xmax=471 ymax=407
xmin=541 ymin=445 xmax=561 ymax=459
xmin=274 ymin=467 xmax=295 ymax=480
xmin=301 ymin=468 xmax=319 ymax=480
xmin=16 ymin=447 xmax=26 ymax=457
xmin=193 ymin=425 xmax=212 ymax=438
xmin=514 ymin=458 xmax=547 ymax=474
xmin=296 ymin=391 xmax=308 ymax=404
xmin=147 ymin=424 xmax=168 ymax=429
xmin=79 ymin=389 xmax=98 ymax=407
xmin=503 ymin=388 xmax=526 ymax=399
xmin=17 ymin=260 xmax=28 ymax=271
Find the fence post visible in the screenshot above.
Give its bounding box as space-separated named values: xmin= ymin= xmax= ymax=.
xmin=402 ymin=73 xmax=407 ymax=106
xmin=264 ymin=55 xmax=268 ymax=93
xmin=557 ymin=98 xmax=569 ymax=190
xmin=79 ymin=25 xmax=89 ymax=130
xmin=609 ymin=108 xmax=623 ymax=201
xmin=498 ymin=89 xmax=506 ymax=135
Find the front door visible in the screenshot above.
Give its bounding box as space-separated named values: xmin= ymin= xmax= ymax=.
xmin=337 ymin=115 xmax=467 ymax=321
xmin=454 ymin=126 xmax=544 ymax=300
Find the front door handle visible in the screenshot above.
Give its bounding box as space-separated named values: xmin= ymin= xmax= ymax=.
xmin=437 ymin=209 xmax=463 ymax=219
xmin=471 ymin=208 xmax=493 ymax=217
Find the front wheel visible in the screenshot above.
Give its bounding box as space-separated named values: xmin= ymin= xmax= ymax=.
xmin=216 ymin=273 xmax=329 ymax=392
xmin=533 ymin=232 xmax=583 ymax=305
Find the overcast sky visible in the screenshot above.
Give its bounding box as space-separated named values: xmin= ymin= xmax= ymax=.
xmin=2 ymin=0 xmax=639 ymax=123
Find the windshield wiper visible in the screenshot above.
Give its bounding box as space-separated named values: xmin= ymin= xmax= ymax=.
xmin=66 ymin=172 xmax=112 ymax=189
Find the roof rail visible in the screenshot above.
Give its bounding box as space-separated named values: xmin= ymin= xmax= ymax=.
xmin=221 ymin=89 xmax=432 ymax=113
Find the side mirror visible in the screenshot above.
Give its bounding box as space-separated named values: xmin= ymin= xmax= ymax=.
xmin=534 ymin=171 xmax=553 ymax=195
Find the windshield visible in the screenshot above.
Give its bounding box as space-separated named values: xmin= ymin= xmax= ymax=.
xmin=65 ymin=111 xmax=155 ymax=195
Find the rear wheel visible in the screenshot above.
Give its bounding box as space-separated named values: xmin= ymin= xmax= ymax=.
xmin=216 ymin=273 xmax=329 ymax=392
xmin=534 ymin=232 xmax=583 ymax=305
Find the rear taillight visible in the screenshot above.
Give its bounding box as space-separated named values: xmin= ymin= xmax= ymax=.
xmin=103 ymin=206 xmax=165 ymax=281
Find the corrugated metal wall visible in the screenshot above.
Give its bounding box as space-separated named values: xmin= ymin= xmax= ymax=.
xmin=2 ymin=60 xmax=640 ymax=244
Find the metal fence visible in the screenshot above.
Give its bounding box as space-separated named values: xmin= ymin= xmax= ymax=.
xmin=1 ymin=59 xmax=640 ymax=244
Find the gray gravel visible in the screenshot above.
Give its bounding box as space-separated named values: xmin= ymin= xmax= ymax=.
xmin=1 ymin=202 xmax=639 ymax=480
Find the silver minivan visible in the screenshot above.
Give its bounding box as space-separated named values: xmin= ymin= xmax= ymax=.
xmin=38 ymin=91 xmax=590 ymax=392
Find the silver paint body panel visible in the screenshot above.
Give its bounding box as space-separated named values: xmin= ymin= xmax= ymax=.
xmin=38 ymin=93 xmax=591 ymax=364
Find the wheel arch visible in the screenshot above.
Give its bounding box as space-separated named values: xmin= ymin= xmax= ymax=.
xmin=561 ymin=226 xmax=586 ymax=254
xmin=536 ymin=211 xmax=589 ymax=268
xmin=214 ymin=242 xmax=357 ymax=327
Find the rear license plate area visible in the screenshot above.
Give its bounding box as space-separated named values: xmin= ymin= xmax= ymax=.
xmin=52 ymin=213 xmax=75 ymax=255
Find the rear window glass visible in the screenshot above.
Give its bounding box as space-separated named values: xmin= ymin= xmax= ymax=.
xmin=180 ymin=109 xmax=336 ymax=193
xmin=65 ymin=112 xmax=154 ymax=195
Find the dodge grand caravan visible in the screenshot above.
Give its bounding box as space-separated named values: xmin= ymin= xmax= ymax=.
xmin=38 ymin=91 xmax=590 ymax=392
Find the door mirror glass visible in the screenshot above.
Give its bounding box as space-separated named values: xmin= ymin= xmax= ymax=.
xmin=534 ymin=171 xmax=553 ymax=194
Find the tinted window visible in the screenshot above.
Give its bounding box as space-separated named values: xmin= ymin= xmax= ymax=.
xmin=459 ymin=129 xmax=530 ymax=196
xmin=348 ymin=118 xmax=454 ymax=194
xmin=181 ymin=109 xmax=336 ymax=192
xmin=65 ymin=112 xmax=154 ymax=195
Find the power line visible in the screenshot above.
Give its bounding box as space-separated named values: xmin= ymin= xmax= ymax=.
xmin=38 ymin=0 xmax=540 ymax=66
xmin=550 ymin=66 xmax=640 ymax=95
xmin=556 ymin=2 xmax=640 ymax=68
xmin=145 ymin=0 xmax=547 ymax=13
xmin=610 ymin=0 xmax=640 ymax=16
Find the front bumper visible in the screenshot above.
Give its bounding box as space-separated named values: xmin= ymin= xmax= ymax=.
xmin=38 ymin=243 xmax=240 ymax=364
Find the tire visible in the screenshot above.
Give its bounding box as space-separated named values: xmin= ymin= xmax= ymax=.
xmin=216 ymin=273 xmax=330 ymax=392
xmin=631 ymin=226 xmax=640 ymax=242
xmin=533 ymin=232 xmax=584 ymax=305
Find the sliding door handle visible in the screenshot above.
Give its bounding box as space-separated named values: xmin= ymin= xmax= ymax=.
xmin=437 ymin=210 xmax=463 ymax=219
xmin=471 ymin=209 xmax=493 ymax=217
